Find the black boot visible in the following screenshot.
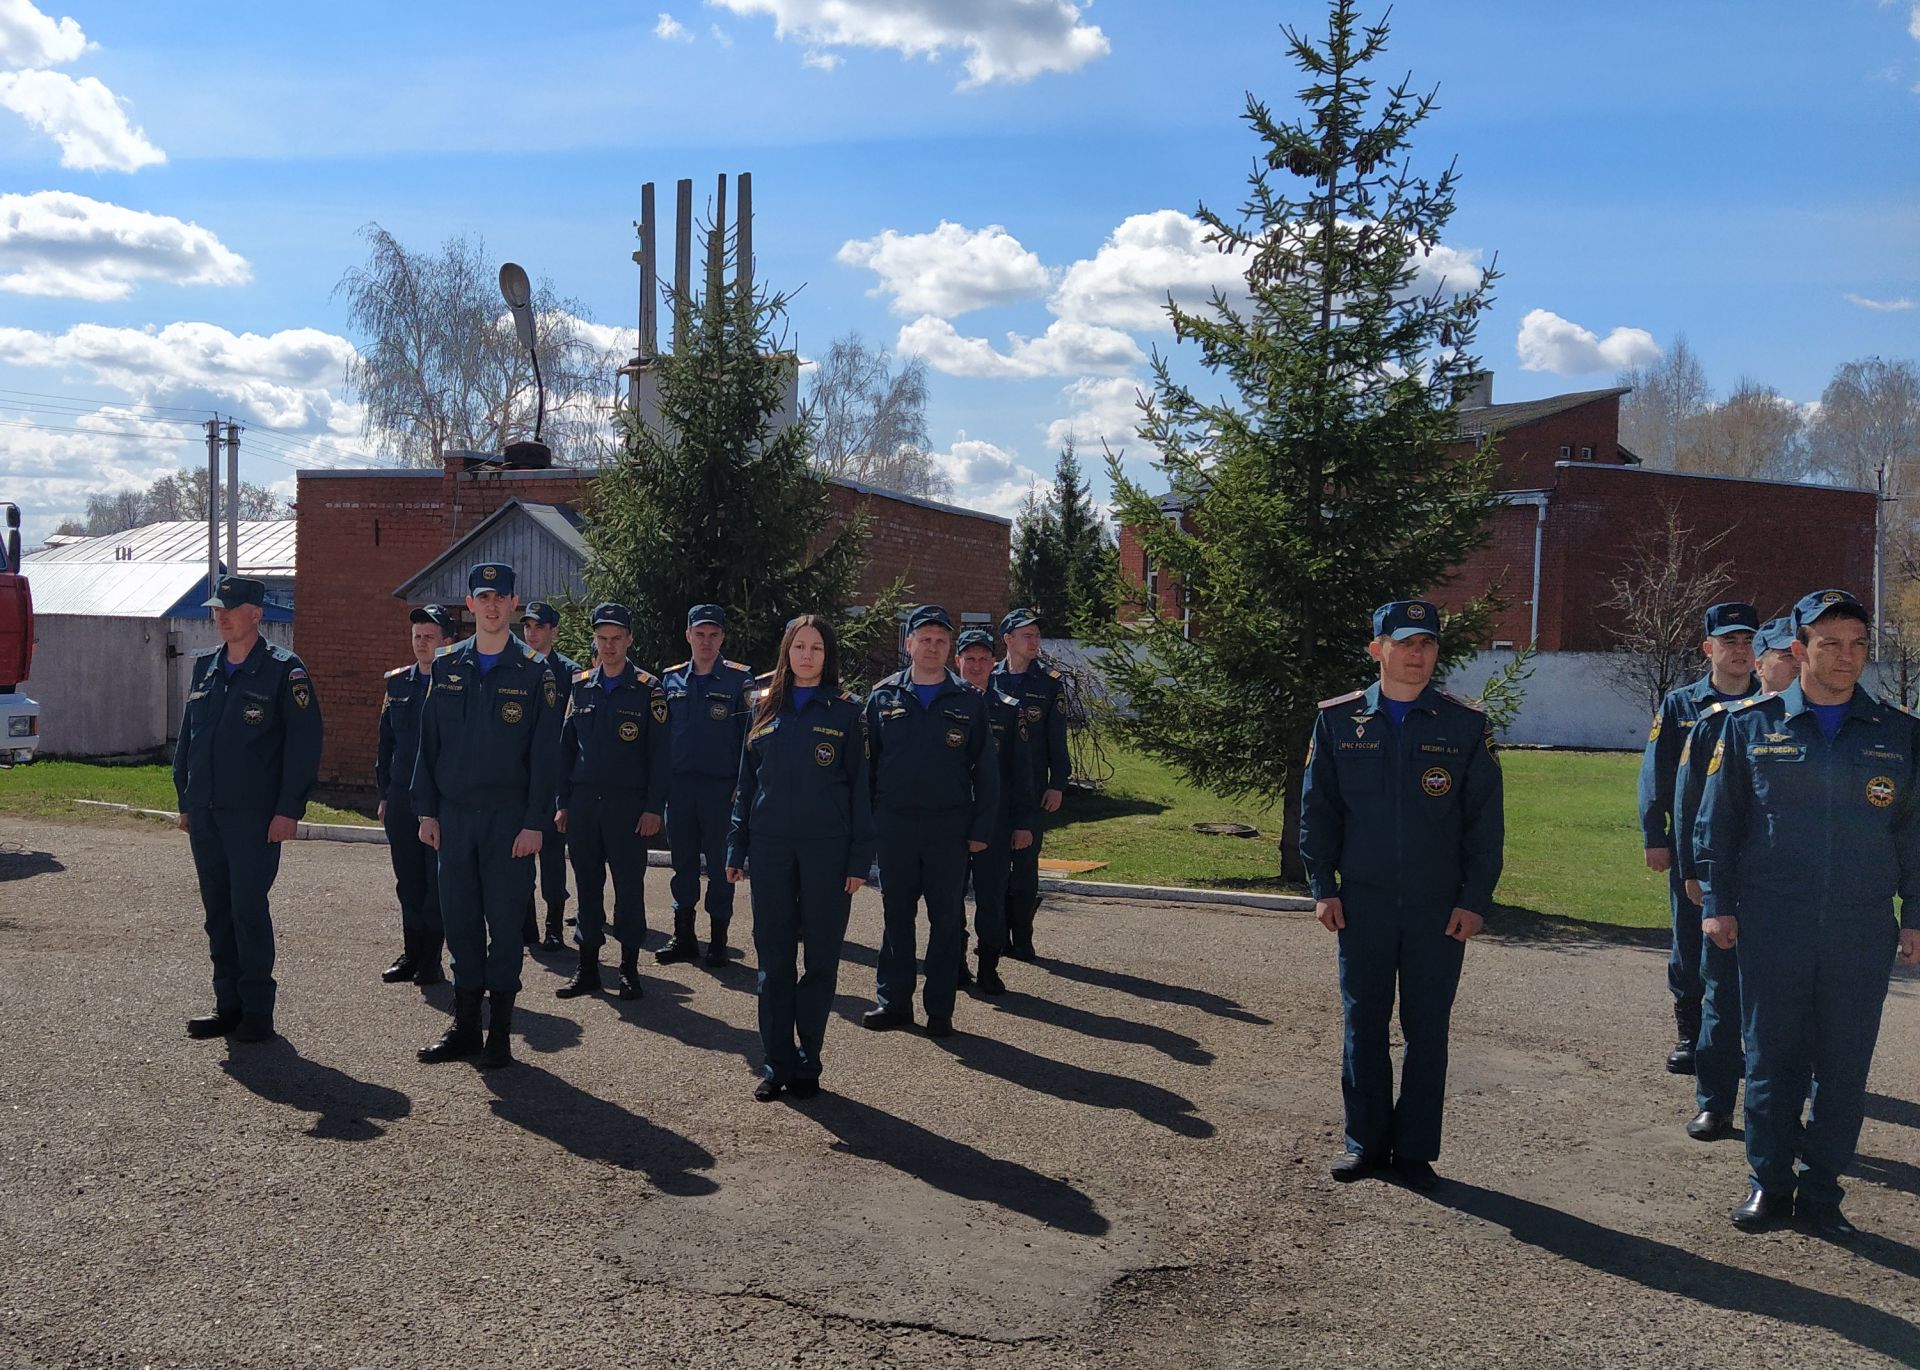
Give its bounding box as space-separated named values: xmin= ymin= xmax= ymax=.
xmin=655 ymin=908 xmax=699 ymax=963
xmin=412 ymin=932 xmax=444 ymax=986
xmin=619 ymin=946 xmax=644 ymax=1000
xmin=555 ymin=946 xmax=602 ymax=999
xmin=976 ymin=952 xmax=1006 ymax=996
xmin=418 ymin=989 xmax=483 ymax=1062
xmin=478 ymin=991 xmax=516 ymax=1069
xmin=186 ymin=1009 xmax=241 ymax=1039
xmin=1666 ymin=1001 xmax=1700 ymax=1074
xmin=382 ymin=931 xmax=418 ymax=984
xmin=542 ymin=901 xmax=565 ymax=950
xmin=1006 ymin=896 xmax=1038 ymax=962
xmin=703 ymin=928 xmax=729 ymax=968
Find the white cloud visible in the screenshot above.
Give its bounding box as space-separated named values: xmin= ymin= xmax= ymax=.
xmin=707 ymin=0 xmax=1108 ymax=88
xmin=565 ymin=317 xmax=640 ymax=358
xmin=802 ymin=47 xmax=840 ymax=70
xmin=926 ymin=434 xmax=1045 ymax=516
xmin=898 ymin=315 xmax=1141 ymax=380
xmin=838 ymin=221 xmax=1050 ymax=318
xmin=1050 ymin=211 xmax=1248 ymax=332
xmin=1910 ymin=1 xmax=1920 ymax=40
xmin=1043 ymin=375 xmax=1149 ymax=456
xmin=0 ymin=321 xmax=360 ymax=430
xmin=0 ymin=68 xmax=164 ymax=171
xmin=710 ymin=24 xmax=734 ymax=47
xmin=1846 ymin=292 xmax=1915 ymax=312
xmin=1515 ymin=308 xmax=1660 ymax=375
xmin=654 ymin=12 xmax=693 ymax=42
xmin=0 ymin=191 xmax=248 ymax=300
xmin=0 ymin=0 xmax=88 ymax=67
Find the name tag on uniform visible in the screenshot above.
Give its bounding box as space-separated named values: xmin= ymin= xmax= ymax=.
xmin=813 ymin=725 xmax=844 ymax=737
xmin=1418 ymin=743 xmax=1461 ymax=756
xmin=1752 ymin=744 xmax=1805 ymax=760
xmin=1339 ymin=740 xmax=1381 ymax=752
xmin=497 ymin=686 xmax=530 ymax=698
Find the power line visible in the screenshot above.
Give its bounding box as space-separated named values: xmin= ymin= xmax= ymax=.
xmin=0 ymin=385 xmax=210 ymax=417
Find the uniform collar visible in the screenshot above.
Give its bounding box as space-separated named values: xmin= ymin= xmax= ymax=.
xmin=996 ymin=656 xmax=1040 ymax=677
xmin=591 ymin=662 xmax=633 ymax=688
xmin=1688 ymin=671 xmax=1759 ymax=703
xmin=893 ymin=667 xmax=962 ymax=695
xmin=1360 ymin=681 xmax=1440 ymax=716
xmin=215 ymin=635 xmax=269 ymax=677
xmin=1779 ymin=680 xmax=1876 ymax=722
xmin=456 ymin=631 xmax=529 ymax=664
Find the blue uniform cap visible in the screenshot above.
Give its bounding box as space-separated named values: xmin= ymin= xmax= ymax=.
xmin=1000 ymin=607 xmax=1040 ymax=636
xmin=409 ymin=604 xmax=454 ymax=631
xmin=519 ymin=600 xmax=559 ymax=627
xmin=688 ymin=603 xmax=727 ymax=628
xmin=1702 ymin=601 xmax=1760 ymax=637
xmin=907 ymin=604 xmax=954 ymax=634
xmin=1792 ymin=588 xmax=1864 ymax=631
xmin=1372 ymin=600 xmax=1440 ymax=640
xmin=468 ymin=562 xmax=515 ymax=595
xmin=955 ymin=627 xmax=996 ymax=655
xmin=1753 ymin=616 xmax=1795 ymax=655
xmin=592 ymin=602 xmax=633 ymax=629
xmin=203 ymin=575 xmax=265 ymax=610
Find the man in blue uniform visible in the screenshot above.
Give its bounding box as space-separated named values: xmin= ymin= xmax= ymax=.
xmin=173 ymin=575 xmax=324 ymax=1043
xmin=1637 ymin=600 xmax=1761 ymax=1075
xmin=520 ymin=600 xmax=580 ymax=949
xmin=956 ymin=626 xmax=1037 ymax=996
xmin=1300 ymin=600 xmax=1504 ymax=1191
xmin=555 ymin=602 xmax=670 ymax=1001
xmin=658 ymin=604 xmax=754 ymax=967
xmin=1672 ymin=615 xmax=1798 ymax=1142
xmin=863 ymin=605 xmax=1000 ymax=1036
xmin=376 ymin=603 xmax=454 ymax=987
xmin=991 ymin=608 xmax=1070 ymax=960
xmin=413 ymin=563 xmax=564 ymax=1069
xmin=1694 ymin=589 xmax=1920 ymax=1238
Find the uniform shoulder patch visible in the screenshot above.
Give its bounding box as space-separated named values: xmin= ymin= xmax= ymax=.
xmin=572 ymin=668 xmax=593 ymax=684
xmin=724 ymin=659 xmax=750 ymax=673
xmin=1437 ymin=689 xmax=1485 ymax=714
xmin=434 ymin=642 xmax=460 ymax=658
xmin=996 ymin=689 xmax=1022 ymax=709
xmin=1730 ymin=695 xmax=1768 ymax=712
xmin=838 ymin=688 xmax=861 ymax=704
xmin=1044 ymin=666 xmax=1062 ymax=680
xmin=524 ymin=645 xmax=542 ymax=661
xmin=384 ymin=664 xmax=411 ymax=679
xmin=1317 ymin=689 xmax=1366 ymax=710
xmin=266 ymin=642 xmax=293 ymax=661
xmin=1699 ymin=700 xmax=1728 ymax=718
xmin=664 ymin=661 xmax=689 ymax=675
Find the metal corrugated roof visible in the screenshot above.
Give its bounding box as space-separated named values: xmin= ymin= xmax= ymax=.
xmin=24 ymin=560 xmax=215 ymax=617
xmin=26 ymin=520 xmax=297 ymax=575
xmin=393 ymin=500 xmax=587 ymax=603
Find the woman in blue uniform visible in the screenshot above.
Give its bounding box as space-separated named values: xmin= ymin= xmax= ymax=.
xmin=726 ymin=614 xmax=876 ymax=1102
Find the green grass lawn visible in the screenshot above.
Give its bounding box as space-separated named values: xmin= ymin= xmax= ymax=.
xmin=0 ymin=761 xmax=368 ymax=827
xmin=1049 ymin=746 xmax=1669 ymax=935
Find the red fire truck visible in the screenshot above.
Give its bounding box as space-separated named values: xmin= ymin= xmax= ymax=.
xmin=0 ymin=502 xmax=40 ymax=763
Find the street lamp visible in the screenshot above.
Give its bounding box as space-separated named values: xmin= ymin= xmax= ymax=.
xmin=498 ymin=262 xmax=544 ymax=446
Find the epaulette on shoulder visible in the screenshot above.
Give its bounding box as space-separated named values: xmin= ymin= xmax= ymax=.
xmin=266 ymin=642 xmax=293 ymax=660
xmin=1317 ymin=688 xmax=1365 ymax=710
xmin=1437 ymin=688 xmax=1485 ymax=714
xmin=434 ymin=642 xmax=460 ymax=658
xmin=523 ymin=645 xmax=542 ymax=661
xmin=1044 ymin=666 xmax=1061 ymax=680
xmin=1879 ymin=694 xmax=1916 ymax=716
xmin=838 ymin=687 xmax=860 ymax=704
xmin=724 ymin=659 xmax=749 ymax=673
xmin=572 ymin=668 xmax=592 ymax=684
xmin=1700 ymin=699 xmax=1729 ymax=718
xmin=1731 ymin=695 xmax=1770 ymax=712
xmin=385 ymin=664 xmax=411 ymax=679
xmin=664 ymin=661 xmax=689 ymax=675
xmin=634 ymin=668 xmax=659 ymax=686
xmin=996 ymin=689 xmax=1021 ymax=709
xmin=194 ymin=643 xmax=223 ymax=659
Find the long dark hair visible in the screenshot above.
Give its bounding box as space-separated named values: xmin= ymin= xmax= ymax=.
xmin=754 ymin=613 xmax=840 ymax=729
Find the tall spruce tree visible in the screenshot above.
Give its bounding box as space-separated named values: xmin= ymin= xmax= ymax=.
xmin=582 ymin=232 xmax=870 ymax=674
xmin=1010 ymin=441 xmax=1118 ymax=634
xmin=1097 ymin=0 xmax=1502 ymax=881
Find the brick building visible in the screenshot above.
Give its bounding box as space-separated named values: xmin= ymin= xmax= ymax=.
xmin=294 ymin=457 xmax=1010 ymax=803
xmin=1119 ymin=376 xmax=1876 ymax=652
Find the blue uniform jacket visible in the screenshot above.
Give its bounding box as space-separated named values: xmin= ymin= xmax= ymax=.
xmin=1670 ymin=697 xmax=1745 ymax=886
xmin=1637 ymin=672 xmax=1760 ymax=848
xmin=1299 ymin=683 xmax=1505 ymax=915
xmin=411 ymin=633 xmax=564 ymax=832
xmin=376 ymin=663 xmax=430 ymax=806
xmin=727 ymin=686 xmax=876 ymax=879
xmin=979 ymin=685 xmax=1039 ymax=834
xmin=173 ymin=636 xmax=323 ymax=818
xmin=992 ymin=658 xmax=1071 ymax=795
xmin=865 ymin=669 xmax=1000 ymax=845
xmin=557 ymin=664 xmax=671 ymax=811
xmin=663 ymin=657 xmax=754 ymax=779
xmin=1693 ymin=682 xmax=1920 ymax=928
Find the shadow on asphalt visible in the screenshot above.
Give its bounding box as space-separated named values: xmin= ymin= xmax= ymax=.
xmin=989 ymin=990 xmax=1215 ymax=1066
xmin=483 ymin=1060 xmax=717 ymax=1197
xmin=933 ymin=1032 xmax=1213 ymax=1138
xmin=1038 ymin=956 xmax=1274 ymax=1026
xmin=1867 ymin=1091 xmax=1920 ymax=1130
xmin=1854 ymin=1151 xmax=1920 ymax=1200
xmin=0 ymin=844 xmax=65 ymax=882
xmin=220 ymin=1038 xmax=411 ymax=1142
xmin=798 ymin=1091 xmax=1110 ymax=1236
xmin=615 ymin=974 xmax=763 ymax=1071
xmin=1426 ymin=1181 xmax=1920 ymax=1364
xmin=1482 ymin=904 xmax=1669 ymax=951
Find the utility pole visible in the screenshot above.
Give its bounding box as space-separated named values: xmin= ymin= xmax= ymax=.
xmin=205 ymin=417 xmax=221 ymax=603
xmin=224 ymin=420 xmax=240 ymax=577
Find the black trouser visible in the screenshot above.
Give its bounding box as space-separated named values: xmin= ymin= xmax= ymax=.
xmin=186 ymin=806 xmax=282 ymax=1021
xmin=750 ymin=836 xmax=854 ymax=1084
xmin=668 ymin=773 xmax=735 ymax=938
xmin=1006 ymin=817 xmax=1045 ymax=948
xmin=967 ymin=824 xmax=1015 ymax=956
xmin=438 ymin=801 xmax=533 ymax=993
xmin=876 ymin=809 xmax=970 ymax=1021
xmin=527 ymin=812 xmax=567 ymax=918
xmin=568 ymin=787 xmax=650 ymax=953
xmin=382 ymin=792 xmax=441 ymax=942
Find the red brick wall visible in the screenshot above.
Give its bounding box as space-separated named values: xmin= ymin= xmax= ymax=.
xmin=1454 ymin=395 xmax=1630 ymax=489
xmin=295 ymin=462 xmax=1009 ymax=801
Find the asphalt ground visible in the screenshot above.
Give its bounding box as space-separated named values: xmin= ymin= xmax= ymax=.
xmin=1 ymin=812 xmax=1917 ymax=1369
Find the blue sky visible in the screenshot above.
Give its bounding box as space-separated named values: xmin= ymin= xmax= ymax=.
xmin=0 ymin=0 xmax=1916 ymax=541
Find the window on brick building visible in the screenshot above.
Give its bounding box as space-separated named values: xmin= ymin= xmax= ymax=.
xmin=1144 ymin=555 xmax=1160 ymax=614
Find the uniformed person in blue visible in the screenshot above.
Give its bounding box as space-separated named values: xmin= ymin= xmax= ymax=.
xmin=862 ymin=604 xmax=1000 ymax=1037
xmin=1671 ymin=615 xmax=1799 ymax=1142
xmin=658 ymin=604 xmax=755 ymax=967
xmin=519 ymin=601 xmax=580 ymax=949
xmin=1693 ymin=589 xmax=1920 ymax=1238
xmin=554 ymin=602 xmax=669 ymax=1002
xmin=375 ymin=603 xmax=454 ymax=987
xmin=990 ymin=608 xmax=1071 ymax=960
xmin=172 ymin=575 xmax=324 ymax=1044
xmin=1636 ymin=599 xmax=1761 ymax=1076
xmin=1299 ymin=600 xmax=1504 ymax=1191
xmin=955 ymin=626 xmax=1037 ymax=996
xmin=412 ymin=563 xmax=565 ymax=1069
xmin=726 ymin=614 xmax=875 ymax=1101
